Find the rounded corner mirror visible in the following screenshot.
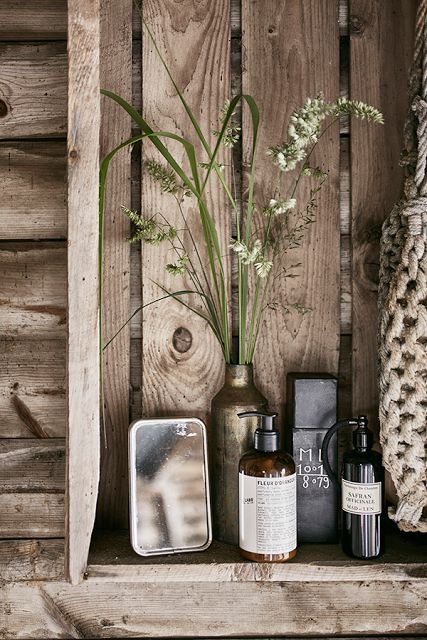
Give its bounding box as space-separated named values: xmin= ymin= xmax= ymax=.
xmin=129 ymin=417 xmax=212 ymax=556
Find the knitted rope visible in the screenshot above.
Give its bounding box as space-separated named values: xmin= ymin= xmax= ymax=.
xmin=378 ymin=0 xmax=427 ymax=532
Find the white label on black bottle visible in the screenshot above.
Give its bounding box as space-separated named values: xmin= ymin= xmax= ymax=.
xmin=239 ymin=472 xmax=297 ymax=554
xmin=342 ymin=479 xmax=381 ymax=515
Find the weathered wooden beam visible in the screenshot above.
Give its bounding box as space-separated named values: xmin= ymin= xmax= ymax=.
xmin=0 ymin=494 xmax=65 ymax=538
xmin=2 ymin=584 xmax=81 ymax=638
xmin=350 ymin=0 xmax=416 ymax=427
xmin=140 ymin=0 xmax=231 ymax=424
xmin=1 ymin=0 xmax=67 ymax=41
xmin=0 ymin=539 xmax=65 ymax=581
xmin=2 ymin=526 xmax=427 ymax=637
xmin=0 ymin=42 xmax=67 ymax=139
xmin=41 ymin=577 xmax=427 ymax=637
xmin=0 ymin=339 xmax=66 ymax=437
xmin=0 ymin=242 xmax=67 ymax=339
xmin=0 ymin=438 xmax=65 ymax=490
xmin=241 ymin=0 xmax=341 ymax=417
xmin=0 ymin=142 xmax=67 ymax=240
xmin=67 ymin=0 xmax=101 ymax=585
xmin=95 ymin=0 xmax=133 ymax=530
xmin=85 ymin=560 xmax=427 ymax=583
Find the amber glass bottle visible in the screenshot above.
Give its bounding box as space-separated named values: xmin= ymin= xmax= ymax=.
xmin=238 ymin=411 xmax=297 ymax=562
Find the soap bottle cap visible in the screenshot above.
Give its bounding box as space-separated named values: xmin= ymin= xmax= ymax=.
xmin=353 ymin=414 xmax=373 ymax=450
xmin=238 ymin=410 xmax=280 ymax=452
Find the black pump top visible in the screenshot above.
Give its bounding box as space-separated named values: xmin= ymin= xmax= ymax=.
xmin=238 ymin=410 xmax=280 ymax=452
xmin=353 ymin=414 xmax=373 ymax=451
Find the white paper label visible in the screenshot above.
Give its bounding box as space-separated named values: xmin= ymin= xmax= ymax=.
xmin=239 ymin=472 xmax=297 ymax=554
xmin=342 ymin=479 xmax=382 ymax=515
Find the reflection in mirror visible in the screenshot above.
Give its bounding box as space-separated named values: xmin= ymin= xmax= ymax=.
xmin=129 ymin=417 xmax=212 ymax=556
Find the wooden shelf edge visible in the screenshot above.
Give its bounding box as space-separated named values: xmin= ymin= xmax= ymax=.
xmin=86 ymin=529 xmax=427 ymax=584
xmin=85 ymin=560 xmax=427 ymax=583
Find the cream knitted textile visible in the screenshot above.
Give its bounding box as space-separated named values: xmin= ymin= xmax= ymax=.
xmin=378 ymin=0 xmax=427 ymax=532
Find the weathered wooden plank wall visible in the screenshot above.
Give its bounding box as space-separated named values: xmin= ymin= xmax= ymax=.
xmin=0 ymin=0 xmax=423 ymax=636
xmin=350 ymin=0 xmax=417 ymax=499
xmin=242 ymin=0 xmax=340 ymax=417
xmin=0 ymin=143 xmax=67 ymax=239
xmin=350 ymin=0 xmax=417 ymax=423
xmin=0 ymin=0 xmax=68 ymax=569
xmin=96 ymin=0 xmax=133 ymax=530
xmin=139 ymin=0 xmax=231 ymax=424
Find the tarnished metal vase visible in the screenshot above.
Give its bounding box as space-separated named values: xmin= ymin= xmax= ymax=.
xmin=210 ymin=363 xmax=268 ymax=545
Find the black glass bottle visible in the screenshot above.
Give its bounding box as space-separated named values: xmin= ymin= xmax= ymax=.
xmin=322 ymin=415 xmax=386 ymax=559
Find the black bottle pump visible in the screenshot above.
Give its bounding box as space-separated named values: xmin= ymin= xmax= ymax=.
xmin=238 ymin=411 xmax=280 ymax=451
xmin=321 ymin=415 xmax=385 ymax=559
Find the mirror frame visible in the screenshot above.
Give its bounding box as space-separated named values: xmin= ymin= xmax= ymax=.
xmin=129 ymin=417 xmax=212 ymax=556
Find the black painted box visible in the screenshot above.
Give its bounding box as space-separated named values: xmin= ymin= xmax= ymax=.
xmin=285 ymin=373 xmax=339 ymax=544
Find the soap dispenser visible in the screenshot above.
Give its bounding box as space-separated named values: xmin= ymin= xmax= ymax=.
xmin=321 ymin=415 xmax=385 ymax=559
xmin=238 ymin=410 xmax=297 ymax=562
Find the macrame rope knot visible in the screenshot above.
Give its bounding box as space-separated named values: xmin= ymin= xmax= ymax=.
xmin=414 ymin=96 xmax=427 ymax=191
xmin=401 ymin=194 xmax=427 ymax=236
xmin=378 ymin=0 xmax=427 ymax=533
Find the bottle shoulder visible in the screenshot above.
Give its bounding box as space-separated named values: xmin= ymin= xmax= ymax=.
xmin=342 ymin=448 xmax=384 ymax=482
xmin=239 ymin=449 xmax=295 ymax=476
xmin=342 ymin=448 xmax=382 ymax=464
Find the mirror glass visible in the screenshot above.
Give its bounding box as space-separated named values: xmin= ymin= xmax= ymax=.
xmin=129 ymin=417 xmax=212 ymax=556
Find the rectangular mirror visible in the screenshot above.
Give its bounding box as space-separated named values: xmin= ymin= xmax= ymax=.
xmin=129 ymin=417 xmax=212 ymax=556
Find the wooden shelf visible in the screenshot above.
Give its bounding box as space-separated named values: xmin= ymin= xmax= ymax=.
xmin=86 ymin=526 xmax=427 ymax=582
xmin=30 ymin=526 xmax=425 ymax=638
xmin=4 ymin=528 xmax=427 ymax=639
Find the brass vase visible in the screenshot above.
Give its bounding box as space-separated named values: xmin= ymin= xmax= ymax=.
xmin=210 ymin=363 xmax=268 ymax=545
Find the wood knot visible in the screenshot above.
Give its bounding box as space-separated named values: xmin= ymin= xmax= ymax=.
xmin=350 ymin=15 xmax=367 ymax=37
xmin=172 ymin=327 xmax=192 ymax=353
xmin=0 ymin=99 xmax=8 ymax=118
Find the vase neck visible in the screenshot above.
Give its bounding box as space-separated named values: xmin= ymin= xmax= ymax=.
xmin=224 ymin=364 xmax=254 ymax=387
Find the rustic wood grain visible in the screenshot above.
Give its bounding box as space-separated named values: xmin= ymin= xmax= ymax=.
xmin=0 ymin=1 xmax=425 ymax=633
xmin=85 ymin=560 xmax=427 ymax=583
xmin=0 ymin=439 xmax=65 ymax=491
xmin=0 ymin=242 xmax=67 ymax=339
xmin=140 ymin=0 xmax=231 ymax=426
xmin=340 ymin=235 xmax=351 ymax=334
xmin=11 ymin=395 xmax=50 ymax=438
xmin=0 ymin=339 xmax=66 ymax=437
xmin=0 ymin=439 xmax=65 ymax=538
xmin=2 ymin=526 xmax=427 ymax=636
xmin=1 ymin=0 xmax=67 ymax=41
xmin=85 ymin=559 xmax=427 ymax=583
xmin=350 ymin=1 xmax=416 ymax=430
xmin=0 ymin=142 xmax=67 ymax=240
xmin=0 ymin=42 xmax=67 ymax=139
xmin=241 ymin=0 xmax=340 ymax=420
xmin=131 ymin=41 xmax=142 ymax=135
xmin=0 ymin=539 xmax=65 ymax=581
xmin=67 ymin=0 xmax=101 ymax=585
xmin=0 ymin=493 xmax=65 ymax=538
xmin=96 ymin=0 xmax=133 ymax=530
xmin=1 ymin=584 xmax=80 ymax=639
xmin=42 ymin=578 xmax=427 ymax=637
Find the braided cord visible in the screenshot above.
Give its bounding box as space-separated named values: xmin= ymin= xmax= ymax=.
xmin=378 ymin=0 xmax=427 ymax=532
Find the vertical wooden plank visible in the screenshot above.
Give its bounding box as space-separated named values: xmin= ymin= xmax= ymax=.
xmin=241 ymin=1 xmax=341 ymax=419
xmin=96 ymin=0 xmax=132 ymax=529
xmin=350 ymin=1 xmax=416 ymax=429
xmin=140 ymin=1 xmax=231 ymax=424
xmin=67 ymin=0 xmax=100 ymax=584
